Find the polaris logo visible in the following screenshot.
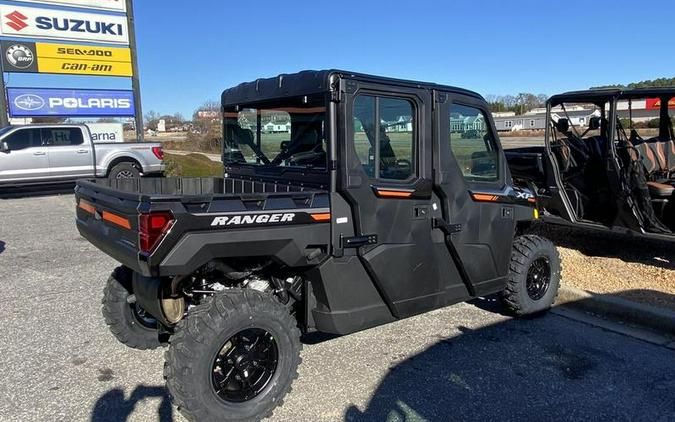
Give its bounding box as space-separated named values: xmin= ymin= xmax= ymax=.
xmin=48 ymin=97 xmax=131 ymax=109
xmin=211 ymin=213 xmax=295 ymax=226
xmin=35 ymin=17 xmax=124 ymax=36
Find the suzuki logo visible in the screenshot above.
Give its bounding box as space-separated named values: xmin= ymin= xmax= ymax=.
xmin=14 ymin=94 xmax=45 ymax=111
xmin=5 ymin=11 xmax=28 ymax=31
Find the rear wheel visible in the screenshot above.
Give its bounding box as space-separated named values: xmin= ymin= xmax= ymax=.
xmin=501 ymin=235 xmax=561 ymax=316
xmin=165 ymin=289 xmax=301 ymax=422
xmin=108 ymin=162 xmax=140 ymax=179
xmin=101 ymin=266 xmax=161 ymax=350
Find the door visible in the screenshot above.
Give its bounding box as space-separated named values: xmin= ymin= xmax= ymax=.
xmin=0 ymin=128 xmax=49 ymax=184
xmin=338 ymin=79 xmax=468 ymax=319
xmin=434 ymin=92 xmax=516 ymax=295
xmin=42 ymin=127 xmax=94 ymax=179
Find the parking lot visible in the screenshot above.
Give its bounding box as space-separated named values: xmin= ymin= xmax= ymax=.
xmin=1 ymin=191 xmax=675 ymax=422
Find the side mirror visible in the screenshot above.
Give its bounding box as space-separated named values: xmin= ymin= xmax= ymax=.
xmin=588 ymin=116 xmax=601 ymax=130
xmin=0 ymin=141 xmax=8 ymax=153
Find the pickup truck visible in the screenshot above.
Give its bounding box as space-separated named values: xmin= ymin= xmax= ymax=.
xmin=76 ymin=70 xmax=561 ymax=422
xmin=0 ymin=123 xmax=164 ymax=187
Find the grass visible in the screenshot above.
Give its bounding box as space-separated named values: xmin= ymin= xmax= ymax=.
xmin=164 ymin=153 xmax=223 ymax=177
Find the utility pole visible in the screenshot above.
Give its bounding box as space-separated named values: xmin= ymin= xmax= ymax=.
xmin=0 ymin=58 xmax=8 ymax=127
xmin=126 ymin=0 xmax=144 ymax=141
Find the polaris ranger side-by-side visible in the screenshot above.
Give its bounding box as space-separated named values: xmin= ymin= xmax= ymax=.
xmin=76 ymin=70 xmax=561 ymax=422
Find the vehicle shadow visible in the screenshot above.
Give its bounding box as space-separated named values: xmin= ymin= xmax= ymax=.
xmin=0 ymin=241 xmax=5 ymax=255
xmin=344 ymin=293 xmax=675 ymax=422
xmin=90 ymin=385 xmax=173 ymax=422
xmin=529 ymin=223 xmax=675 ymax=270
xmin=0 ymin=183 xmax=76 ymax=199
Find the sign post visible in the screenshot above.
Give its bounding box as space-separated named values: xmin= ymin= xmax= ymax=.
xmin=126 ymin=0 xmax=143 ymax=141
xmin=0 ymin=57 xmax=8 ymax=127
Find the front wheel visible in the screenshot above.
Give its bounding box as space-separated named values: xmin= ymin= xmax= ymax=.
xmin=501 ymin=235 xmax=561 ymax=316
xmin=165 ymin=289 xmax=302 ymax=422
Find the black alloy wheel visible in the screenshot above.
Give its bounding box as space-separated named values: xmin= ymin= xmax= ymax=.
xmin=525 ymin=257 xmax=551 ymax=300
xmin=211 ymin=328 xmax=279 ymax=403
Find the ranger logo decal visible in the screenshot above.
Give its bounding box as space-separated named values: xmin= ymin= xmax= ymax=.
xmin=211 ymin=213 xmax=295 ymax=226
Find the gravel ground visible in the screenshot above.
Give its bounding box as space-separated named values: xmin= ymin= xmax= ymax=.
xmin=1 ymin=193 xmax=674 ymax=422
xmin=532 ymin=224 xmax=675 ymax=311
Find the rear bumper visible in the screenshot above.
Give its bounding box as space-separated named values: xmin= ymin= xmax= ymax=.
xmin=143 ymin=163 xmax=165 ymax=175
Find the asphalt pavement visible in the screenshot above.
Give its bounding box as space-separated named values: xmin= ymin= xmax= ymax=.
xmin=0 ymin=193 xmax=674 ymax=422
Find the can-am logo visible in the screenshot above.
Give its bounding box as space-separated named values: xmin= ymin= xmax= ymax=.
xmin=48 ymin=97 xmax=131 ymax=109
xmin=14 ymin=94 xmax=45 ymax=111
xmin=211 ymin=213 xmax=296 ymax=226
xmin=5 ymin=44 xmax=33 ymax=68
xmin=5 ymin=11 xmax=27 ymax=31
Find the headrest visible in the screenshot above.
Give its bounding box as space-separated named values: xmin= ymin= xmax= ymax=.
xmin=556 ymin=118 xmax=570 ymax=133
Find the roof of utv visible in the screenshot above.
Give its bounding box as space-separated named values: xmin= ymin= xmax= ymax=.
xmin=220 ymin=69 xmax=484 ymax=106
xmin=549 ymin=87 xmax=675 ymax=106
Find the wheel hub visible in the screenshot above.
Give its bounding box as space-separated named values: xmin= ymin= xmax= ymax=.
xmin=211 ymin=328 xmax=278 ymax=403
xmin=526 ymin=257 xmax=551 ymax=300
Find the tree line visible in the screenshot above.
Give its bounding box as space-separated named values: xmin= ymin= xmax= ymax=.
xmin=484 ymin=93 xmax=548 ymax=115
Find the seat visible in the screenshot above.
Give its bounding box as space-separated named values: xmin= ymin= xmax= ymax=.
xmin=647 ymin=181 xmax=675 ymax=197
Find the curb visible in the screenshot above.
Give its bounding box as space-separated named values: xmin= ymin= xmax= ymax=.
xmin=555 ymin=285 xmax=675 ymax=337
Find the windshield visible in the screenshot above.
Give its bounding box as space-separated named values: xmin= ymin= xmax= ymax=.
xmin=223 ymin=94 xmax=327 ymax=171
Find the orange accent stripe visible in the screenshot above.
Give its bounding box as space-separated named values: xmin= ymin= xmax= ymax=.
xmin=78 ymin=199 xmax=95 ymax=214
xmin=310 ymin=213 xmax=331 ymax=222
xmin=472 ymin=193 xmax=499 ymax=202
xmin=527 ymin=197 xmax=537 ymax=204
xmin=376 ymin=190 xmax=413 ymax=198
xmin=102 ymin=211 xmax=131 ymax=229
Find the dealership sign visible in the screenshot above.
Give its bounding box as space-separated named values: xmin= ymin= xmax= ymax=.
xmin=7 ymin=87 xmax=135 ymax=117
xmin=15 ymin=0 xmax=126 ymax=13
xmin=0 ymin=6 xmax=129 ymax=45
xmin=646 ymin=98 xmax=675 ymax=110
xmin=1 ymin=40 xmax=132 ymax=76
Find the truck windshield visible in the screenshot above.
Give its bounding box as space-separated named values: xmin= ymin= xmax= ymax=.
xmin=223 ymin=94 xmax=327 ymax=171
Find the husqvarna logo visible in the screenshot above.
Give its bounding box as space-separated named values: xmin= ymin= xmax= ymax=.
xmin=5 ymin=11 xmax=28 ymax=31
xmin=211 ymin=213 xmax=295 ymax=226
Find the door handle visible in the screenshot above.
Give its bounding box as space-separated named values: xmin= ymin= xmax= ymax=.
xmin=76 ymin=149 xmax=89 ymax=154
xmin=33 ymin=151 xmax=46 ymax=156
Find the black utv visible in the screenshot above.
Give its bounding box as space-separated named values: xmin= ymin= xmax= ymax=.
xmin=506 ymin=88 xmax=675 ymax=240
xmin=76 ymin=70 xmax=561 ymax=422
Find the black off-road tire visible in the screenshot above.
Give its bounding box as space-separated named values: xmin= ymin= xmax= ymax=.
xmin=108 ymin=162 xmax=140 ymax=179
xmin=101 ymin=266 xmax=161 ymax=350
xmin=501 ymin=235 xmax=561 ymax=316
xmin=164 ymin=289 xmax=302 ymax=422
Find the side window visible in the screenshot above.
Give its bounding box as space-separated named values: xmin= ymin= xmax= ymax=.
xmin=352 ymin=95 xmax=415 ymax=181
xmin=3 ymin=129 xmax=41 ymax=151
xmin=42 ymin=128 xmax=84 ymax=146
xmin=449 ymin=104 xmax=499 ymax=182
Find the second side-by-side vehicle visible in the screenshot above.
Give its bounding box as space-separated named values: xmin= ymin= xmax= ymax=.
xmin=506 ymin=88 xmax=675 ymax=242
xmin=75 ymin=70 xmax=561 ymax=422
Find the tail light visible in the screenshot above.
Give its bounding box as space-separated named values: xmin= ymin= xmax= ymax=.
xmin=152 ymin=146 xmax=164 ymax=160
xmin=139 ymin=212 xmax=174 ymax=253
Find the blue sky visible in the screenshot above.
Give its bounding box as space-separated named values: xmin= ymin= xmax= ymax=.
xmin=2 ymin=0 xmax=674 ymax=118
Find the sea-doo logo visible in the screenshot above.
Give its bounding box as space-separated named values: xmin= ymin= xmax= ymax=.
xmin=211 ymin=213 xmax=295 ymax=226
xmin=6 ymin=43 xmax=34 ymax=68
xmin=5 ymin=11 xmax=28 ymax=31
xmin=14 ymin=94 xmax=45 ymax=111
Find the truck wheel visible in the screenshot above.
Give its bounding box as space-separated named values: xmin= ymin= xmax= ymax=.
xmin=501 ymin=235 xmax=561 ymax=316
xmin=109 ymin=162 xmax=140 ymax=179
xmin=165 ymin=289 xmax=302 ymax=422
xmin=102 ymin=267 xmax=161 ymax=350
